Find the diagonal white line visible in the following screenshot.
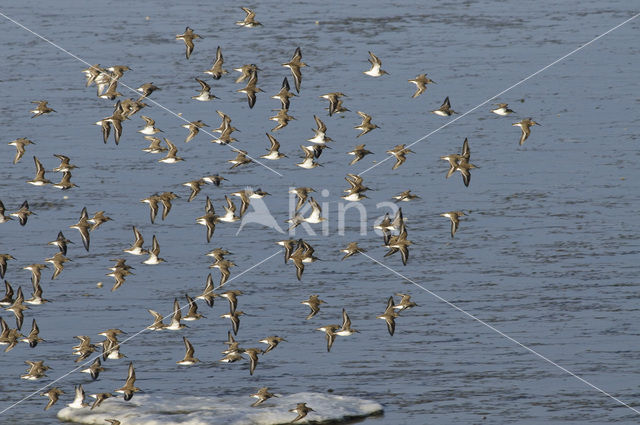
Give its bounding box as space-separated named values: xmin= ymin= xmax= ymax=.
xmin=359 ymin=251 xmax=640 ymax=416
xmin=0 ymin=10 xmax=284 ymax=177
xmin=358 ymin=12 xmax=640 ymax=176
xmin=0 ymin=250 xmax=281 ymax=414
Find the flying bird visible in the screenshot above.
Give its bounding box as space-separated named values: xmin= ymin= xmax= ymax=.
xmin=115 ymin=362 xmax=140 ymax=401
xmin=282 ymin=47 xmax=307 ymax=93
xmin=192 ymin=78 xmax=216 ymax=102
xmin=354 ymin=111 xmax=379 ymax=137
xmin=363 ymin=51 xmax=388 ymax=77
xmin=8 ymin=138 xmax=34 ymax=164
xmin=30 ymin=100 xmax=56 ymax=118
xmin=69 ymin=207 xmax=91 ymax=251
xmin=203 ymin=46 xmax=228 ymax=79
xmin=272 ymin=77 xmax=296 ymax=109
xmin=440 ymin=211 xmax=465 ymax=238
xmin=431 ymin=96 xmax=457 ymax=116
xmin=176 ymin=27 xmax=201 ymax=59
xmin=236 ymin=7 xmax=262 ymax=27
xmin=377 ymin=296 xmax=399 ymax=336
xmin=512 ymin=118 xmax=540 ymax=145
xmin=408 ymin=73 xmax=435 ymax=98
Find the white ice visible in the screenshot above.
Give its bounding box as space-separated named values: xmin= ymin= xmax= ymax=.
xmin=57 ymin=391 xmax=384 ymax=424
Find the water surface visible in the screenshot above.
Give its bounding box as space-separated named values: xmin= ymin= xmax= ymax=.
xmin=0 ymin=1 xmax=639 ymax=424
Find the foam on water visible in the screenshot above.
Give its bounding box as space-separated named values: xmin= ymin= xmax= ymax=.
xmin=57 ymin=392 xmax=384 ymax=425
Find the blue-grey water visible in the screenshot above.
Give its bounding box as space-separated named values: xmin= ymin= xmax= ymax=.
xmin=1 ymin=1 xmax=639 ymax=424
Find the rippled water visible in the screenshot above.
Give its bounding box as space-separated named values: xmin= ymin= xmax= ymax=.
xmin=1 ymin=1 xmax=639 ymax=424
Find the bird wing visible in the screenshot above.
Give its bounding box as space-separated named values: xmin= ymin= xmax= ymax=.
xmin=151 ymin=235 xmax=160 ymax=255
xmin=290 ymin=65 xmax=302 ymax=93
xmin=341 ymin=308 xmax=351 ymax=329
xmin=125 ymin=362 xmax=136 ymax=386
xmin=133 ymin=226 xmax=144 ymax=246
xmin=461 ymin=137 xmax=470 ymax=159
xmin=183 ymin=336 xmax=195 ymax=357
xmin=368 ymin=51 xmax=381 ymax=65
xmin=313 ymin=115 xmax=326 ymax=133
xmin=195 ymin=78 xmax=210 ymax=91
xmin=172 ymin=298 xmax=182 ymax=323
xmin=224 ymin=195 xmax=236 ymax=214
xmin=266 ymin=133 xmax=280 ymax=151
xmin=185 ymin=38 xmax=194 ymax=59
